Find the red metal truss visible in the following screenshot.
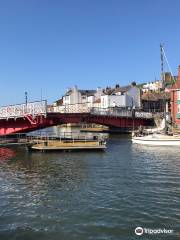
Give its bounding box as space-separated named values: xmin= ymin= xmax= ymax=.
xmin=0 ymin=112 xmax=153 ymax=136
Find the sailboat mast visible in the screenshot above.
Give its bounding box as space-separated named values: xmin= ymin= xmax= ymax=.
xmin=160 ymin=44 xmax=167 ymax=133
xmin=160 ymin=44 xmax=164 ymax=81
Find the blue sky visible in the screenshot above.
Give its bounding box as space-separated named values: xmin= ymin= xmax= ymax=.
xmin=0 ymin=0 xmax=180 ymax=105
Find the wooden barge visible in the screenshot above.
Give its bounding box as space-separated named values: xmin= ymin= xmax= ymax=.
xmin=0 ymin=132 xmax=107 ymax=151
xmin=27 ymin=133 xmax=106 ymax=151
xmin=29 ymin=138 xmax=106 ymax=151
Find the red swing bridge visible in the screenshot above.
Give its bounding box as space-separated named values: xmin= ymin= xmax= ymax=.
xmin=0 ymin=100 xmax=154 ymax=136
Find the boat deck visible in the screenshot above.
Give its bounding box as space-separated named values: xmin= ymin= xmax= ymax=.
xmin=132 ymin=133 xmax=180 ymax=146
xmin=30 ymin=139 xmax=106 ymax=151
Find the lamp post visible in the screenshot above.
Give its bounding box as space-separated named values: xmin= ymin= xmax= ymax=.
xmin=25 ymin=91 xmax=28 ymax=105
xmin=131 ymin=97 xmax=135 ymax=132
xmin=25 ymin=91 xmax=28 ymax=114
xmin=24 ymin=91 xmax=28 ymax=114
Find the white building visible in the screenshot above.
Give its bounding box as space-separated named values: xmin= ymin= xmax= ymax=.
xmin=87 ymin=96 xmax=95 ymax=108
xmin=101 ymin=94 xmax=132 ymax=108
xmin=62 ymin=86 xmax=97 ymax=105
xmin=54 ymin=83 xmax=141 ymax=112
xmin=101 ymin=83 xmax=141 ymax=109
xmin=63 ymin=86 xmax=82 ymax=105
xmin=54 ymin=86 xmax=103 ymax=113
xmin=142 ymin=81 xmax=162 ymax=93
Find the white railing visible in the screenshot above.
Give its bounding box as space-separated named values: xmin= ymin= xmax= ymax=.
xmin=53 ymin=103 xmax=90 ymax=113
xmin=91 ymin=107 xmax=132 ymax=117
xmin=135 ymin=111 xmax=153 ymax=119
xmin=0 ymin=100 xmax=47 ymax=119
xmin=52 ymin=104 xmax=153 ymax=119
xmin=90 ymin=107 xmax=153 ymax=119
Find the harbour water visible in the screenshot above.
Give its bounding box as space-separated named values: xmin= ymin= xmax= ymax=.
xmin=0 ymin=129 xmax=180 ymax=240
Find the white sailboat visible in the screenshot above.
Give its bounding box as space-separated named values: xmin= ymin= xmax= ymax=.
xmin=132 ymin=45 xmax=180 ymax=146
xmin=132 ymin=133 xmax=180 ymax=146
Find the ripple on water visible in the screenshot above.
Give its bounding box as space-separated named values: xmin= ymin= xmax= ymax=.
xmin=0 ymin=138 xmax=180 ymax=240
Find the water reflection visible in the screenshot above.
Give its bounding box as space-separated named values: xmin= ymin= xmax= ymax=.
xmin=0 ymin=130 xmax=180 ymax=240
xmin=0 ymin=148 xmax=92 ymax=192
xmin=131 ymin=143 xmax=180 ymax=173
xmin=0 ymin=148 xmax=16 ymax=162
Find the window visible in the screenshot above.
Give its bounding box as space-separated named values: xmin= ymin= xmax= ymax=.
xmin=178 ymin=105 xmax=180 ymax=113
xmin=65 ymin=96 xmax=69 ymax=100
xmin=177 ymin=91 xmax=180 ymax=100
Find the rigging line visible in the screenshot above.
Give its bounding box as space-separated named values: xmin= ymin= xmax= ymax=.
xmin=161 ymin=46 xmax=176 ymax=84
xmin=160 ymin=44 xmax=164 ymax=78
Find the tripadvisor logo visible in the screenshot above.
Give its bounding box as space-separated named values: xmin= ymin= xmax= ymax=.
xmin=135 ymin=227 xmax=143 ymax=236
xmin=135 ymin=227 xmax=174 ymax=236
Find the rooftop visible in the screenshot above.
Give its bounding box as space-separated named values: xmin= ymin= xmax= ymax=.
xmin=141 ymin=92 xmax=170 ymax=101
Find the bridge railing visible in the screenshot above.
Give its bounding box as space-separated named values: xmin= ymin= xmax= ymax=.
xmin=90 ymin=107 xmax=132 ymax=117
xmin=51 ymin=104 xmax=153 ymax=119
xmin=90 ymin=107 xmax=153 ymax=119
xmin=53 ymin=103 xmax=90 ymax=113
xmin=0 ymin=100 xmax=47 ymax=119
xmin=135 ymin=111 xmax=153 ymax=119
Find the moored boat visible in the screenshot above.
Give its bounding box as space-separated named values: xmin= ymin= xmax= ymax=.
xmin=132 ymin=44 xmax=179 ymax=146
xmin=132 ymin=133 xmax=180 ymax=146
xmin=27 ymin=133 xmax=107 ymax=151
